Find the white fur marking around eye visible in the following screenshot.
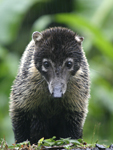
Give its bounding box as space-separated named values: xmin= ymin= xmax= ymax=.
xmin=42 ymin=58 xmax=48 ymax=72
xmin=63 ymin=58 xmax=74 ymax=65
xmin=67 ymin=58 xmax=74 ymax=62
xmin=42 ymin=65 xmax=47 ymax=72
xmin=63 ymin=58 xmax=74 ymax=71
xmin=43 ymin=58 xmax=48 ymax=62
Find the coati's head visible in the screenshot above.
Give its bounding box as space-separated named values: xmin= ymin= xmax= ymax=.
xmin=32 ymin=27 xmax=84 ymax=98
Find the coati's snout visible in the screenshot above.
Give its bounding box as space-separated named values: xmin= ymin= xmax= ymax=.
xmin=48 ymin=78 xmax=66 ymax=98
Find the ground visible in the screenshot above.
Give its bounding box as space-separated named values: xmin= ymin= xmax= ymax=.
xmin=0 ymin=137 xmax=113 ymax=150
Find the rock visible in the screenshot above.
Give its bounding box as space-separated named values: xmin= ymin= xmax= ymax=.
xmin=109 ymin=144 xmax=113 ymax=149
xmin=96 ymin=144 xmax=105 ymax=150
xmin=93 ymin=147 xmax=99 ymax=150
xmin=86 ymin=148 xmax=91 ymax=150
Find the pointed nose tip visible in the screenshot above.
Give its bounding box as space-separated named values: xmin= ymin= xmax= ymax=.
xmin=52 ymin=87 xmax=63 ymax=98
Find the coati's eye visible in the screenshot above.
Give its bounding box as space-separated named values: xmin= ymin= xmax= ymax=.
xmin=43 ymin=61 xmax=50 ymax=69
xmin=65 ymin=61 xmax=73 ymax=69
xmin=42 ymin=58 xmax=52 ymax=72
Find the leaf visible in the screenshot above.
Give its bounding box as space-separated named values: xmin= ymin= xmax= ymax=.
xmin=59 ymin=137 xmax=71 ymax=145
xmin=32 ymin=15 xmax=53 ymax=32
xmin=77 ymin=139 xmax=84 ymax=143
xmin=0 ymin=45 xmax=20 ymax=77
xmin=69 ymin=139 xmax=80 ymax=145
xmin=38 ymin=137 xmax=44 ymax=144
xmin=54 ymin=13 xmax=113 ymax=60
xmin=91 ymin=0 xmax=113 ymax=27
xmin=0 ymin=0 xmax=38 ymax=45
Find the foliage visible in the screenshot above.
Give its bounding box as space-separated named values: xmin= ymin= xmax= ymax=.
xmin=37 ymin=136 xmax=81 ymax=149
xmin=0 ymin=137 xmax=97 ymax=150
xmin=0 ymin=0 xmax=38 ymax=45
xmin=0 ymin=0 xmax=113 ymax=146
xmin=0 ymin=138 xmax=30 ymax=150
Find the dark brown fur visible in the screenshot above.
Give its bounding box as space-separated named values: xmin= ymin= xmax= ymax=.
xmin=10 ymin=27 xmax=90 ymax=144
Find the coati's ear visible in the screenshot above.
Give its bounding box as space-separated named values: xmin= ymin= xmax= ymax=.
xmin=32 ymin=31 xmax=43 ymax=42
xmin=75 ymin=35 xmax=84 ymax=44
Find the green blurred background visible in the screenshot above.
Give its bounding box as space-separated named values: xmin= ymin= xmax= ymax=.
xmin=0 ymin=0 xmax=113 ymax=145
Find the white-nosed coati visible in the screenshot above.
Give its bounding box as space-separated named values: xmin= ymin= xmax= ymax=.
xmin=10 ymin=27 xmax=90 ymax=144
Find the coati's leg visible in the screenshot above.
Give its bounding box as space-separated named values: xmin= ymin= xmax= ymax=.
xmin=58 ymin=121 xmax=83 ymax=139
xmin=10 ymin=110 xmax=30 ymax=143
xmin=30 ymin=116 xmax=52 ymax=144
xmin=56 ymin=111 xmax=83 ymax=139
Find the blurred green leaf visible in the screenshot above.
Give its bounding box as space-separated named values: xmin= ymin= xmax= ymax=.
xmin=32 ymin=15 xmax=53 ymax=32
xmin=91 ymin=0 xmax=113 ymax=27
xmin=54 ymin=13 xmax=113 ymax=60
xmin=0 ymin=45 xmax=19 ymax=77
xmin=0 ymin=0 xmax=38 ymax=45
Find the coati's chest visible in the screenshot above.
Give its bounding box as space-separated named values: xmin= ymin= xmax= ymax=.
xmin=36 ymin=98 xmax=65 ymax=118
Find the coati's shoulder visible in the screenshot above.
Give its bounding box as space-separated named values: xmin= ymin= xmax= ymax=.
xmin=17 ymin=40 xmax=35 ymax=77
